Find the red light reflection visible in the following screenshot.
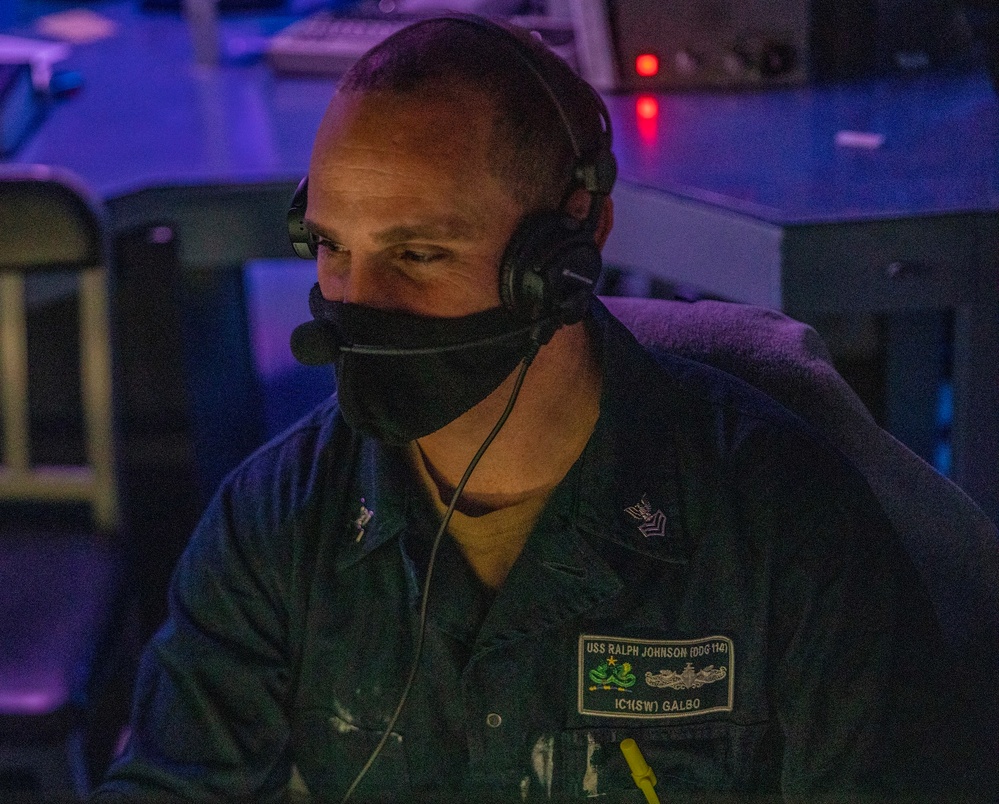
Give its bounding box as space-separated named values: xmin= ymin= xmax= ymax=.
xmin=636 ymin=96 xmax=658 ymax=120
xmin=635 ymin=95 xmax=659 ymax=143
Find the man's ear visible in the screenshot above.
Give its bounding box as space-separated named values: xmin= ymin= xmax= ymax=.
xmin=564 ymin=188 xmax=614 ymax=249
xmin=593 ymin=195 xmax=613 ymax=250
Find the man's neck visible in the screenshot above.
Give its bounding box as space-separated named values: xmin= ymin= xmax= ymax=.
xmin=415 ymin=319 xmax=602 ymax=512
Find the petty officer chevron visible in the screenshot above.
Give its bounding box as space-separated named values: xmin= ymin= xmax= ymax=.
xmin=93 ymin=14 xmax=993 ymax=803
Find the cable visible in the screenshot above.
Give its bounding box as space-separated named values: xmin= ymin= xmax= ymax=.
xmin=339 ymin=335 xmax=544 ymax=802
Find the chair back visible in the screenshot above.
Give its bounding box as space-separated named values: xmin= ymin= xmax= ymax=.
xmin=0 ymin=165 xmax=117 ymax=531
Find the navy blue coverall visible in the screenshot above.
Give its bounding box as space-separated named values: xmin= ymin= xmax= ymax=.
xmin=95 ymin=303 xmax=983 ymax=802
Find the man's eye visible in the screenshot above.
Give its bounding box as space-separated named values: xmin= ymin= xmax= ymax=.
xmin=399 ymin=249 xmax=445 ymax=264
xmin=316 ymin=239 xmax=346 ymax=254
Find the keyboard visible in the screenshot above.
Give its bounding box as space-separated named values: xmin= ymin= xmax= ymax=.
xmin=266 ymin=12 xmax=413 ymax=75
xmin=266 ymin=10 xmax=577 ymax=77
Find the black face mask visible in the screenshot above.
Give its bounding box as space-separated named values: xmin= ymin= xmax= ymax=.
xmin=293 ymin=284 xmax=540 ymax=444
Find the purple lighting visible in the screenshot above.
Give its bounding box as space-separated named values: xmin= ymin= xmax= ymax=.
xmin=0 ymin=686 xmax=67 ymax=716
xmin=0 ymin=535 xmax=118 ymax=717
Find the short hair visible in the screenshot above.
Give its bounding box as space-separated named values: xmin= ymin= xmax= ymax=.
xmin=337 ymin=17 xmax=607 ymax=212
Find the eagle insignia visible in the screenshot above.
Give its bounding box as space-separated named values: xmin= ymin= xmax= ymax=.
xmin=353 ymin=498 xmax=374 ymax=542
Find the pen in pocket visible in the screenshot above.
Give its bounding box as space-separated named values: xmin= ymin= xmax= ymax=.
xmin=619 ymin=737 xmax=661 ymax=804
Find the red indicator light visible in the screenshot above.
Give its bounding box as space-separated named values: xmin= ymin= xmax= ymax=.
xmin=635 ymin=53 xmax=659 ymax=77
xmin=636 ymin=95 xmax=658 ymax=120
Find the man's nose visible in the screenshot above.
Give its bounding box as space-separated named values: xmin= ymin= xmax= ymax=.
xmin=318 ymin=253 xmax=385 ymax=308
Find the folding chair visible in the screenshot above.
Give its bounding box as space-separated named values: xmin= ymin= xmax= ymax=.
xmin=0 ymin=165 xmax=132 ymax=799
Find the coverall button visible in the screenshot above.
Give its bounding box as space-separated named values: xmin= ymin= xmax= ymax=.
xmin=485 ymin=712 xmax=502 ymax=728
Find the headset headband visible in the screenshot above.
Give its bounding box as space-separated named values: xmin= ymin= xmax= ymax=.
xmin=428 ymin=13 xmax=617 ymax=202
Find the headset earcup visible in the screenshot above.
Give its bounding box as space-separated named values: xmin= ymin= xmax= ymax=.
xmin=288 ymin=177 xmax=317 ymax=259
xmin=555 ymin=231 xmax=603 ymax=324
xmin=500 ymin=212 xmax=602 ymax=325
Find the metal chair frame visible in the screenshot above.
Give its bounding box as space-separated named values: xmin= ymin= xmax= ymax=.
xmin=0 ymin=267 xmax=118 ymax=531
xmin=0 ymin=164 xmax=125 ymax=798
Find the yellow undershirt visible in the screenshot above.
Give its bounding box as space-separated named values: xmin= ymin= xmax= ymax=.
xmin=408 ymin=443 xmax=553 ymax=590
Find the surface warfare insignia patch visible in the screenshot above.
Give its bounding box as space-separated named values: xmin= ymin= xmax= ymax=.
xmin=578 ymin=635 xmax=734 ymax=719
xmin=624 ymin=494 xmax=668 ymax=540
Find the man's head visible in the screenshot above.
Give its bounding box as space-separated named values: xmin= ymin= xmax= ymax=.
xmin=296 ymin=16 xmax=614 ymax=444
xmin=336 ymin=16 xmax=612 ymax=213
xmin=305 ymin=16 xmax=615 ymax=318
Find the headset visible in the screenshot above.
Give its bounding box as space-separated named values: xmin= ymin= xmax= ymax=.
xmin=287 ymin=13 xmax=618 ymax=334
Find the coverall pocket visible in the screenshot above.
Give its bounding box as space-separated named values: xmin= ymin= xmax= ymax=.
xmin=556 ymin=721 xmax=748 ymax=800
xmin=292 ymin=708 xmax=411 ymax=801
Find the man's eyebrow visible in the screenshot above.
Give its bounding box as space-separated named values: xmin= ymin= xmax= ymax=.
xmin=302 ymin=218 xmax=477 ymax=245
xmin=372 ymin=219 xmax=477 ymax=244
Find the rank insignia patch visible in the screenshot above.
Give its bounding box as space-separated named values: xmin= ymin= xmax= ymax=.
xmin=578 ymin=635 xmax=734 ymax=719
xmin=624 ymin=494 xmax=668 ymax=540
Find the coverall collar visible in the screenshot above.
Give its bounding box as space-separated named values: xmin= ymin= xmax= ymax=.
xmin=334 ymin=299 xmax=690 ymax=637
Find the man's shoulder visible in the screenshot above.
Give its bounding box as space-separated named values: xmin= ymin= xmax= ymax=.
xmin=594 ymin=296 xmax=846 ymax=435
xmin=595 ymin=299 xmax=883 ymax=497
xmin=657 ymin=342 xmax=866 ymax=495
xmin=598 ymin=307 xmax=882 ymax=535
xmin=601 ymin=304 xmax=827 ymax=456
xmin=592 ymin=309 xmax=914 ymax=634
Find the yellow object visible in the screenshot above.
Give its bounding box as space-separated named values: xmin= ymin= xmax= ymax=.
xmin=619 ymin=738 xmax=661 ymax=804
